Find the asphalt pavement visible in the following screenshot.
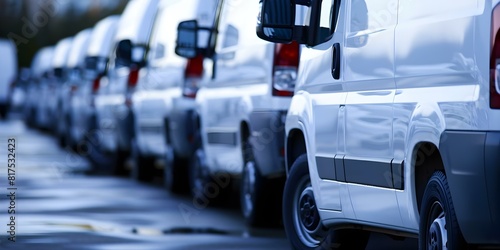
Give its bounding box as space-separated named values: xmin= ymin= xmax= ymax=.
xmin=0 ymin=112 xmax=418 ymax=250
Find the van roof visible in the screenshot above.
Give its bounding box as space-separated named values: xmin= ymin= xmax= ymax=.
xmin=52 ymin=37 xmax=74 ymax=68
xmin=87 ymin=15 xmax=120 ymax=57
xmin=31 ymin=46 xmax=55 ymax=77
xmin=66 ymin=29 xmax=93 ymax=68
xmin=115 ymin=0 xmax=159 ymax=45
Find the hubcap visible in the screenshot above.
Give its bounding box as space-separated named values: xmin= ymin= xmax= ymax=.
xmin=191 ymin=149 xmax=206 ymax=197
xmin=299 ymin=188 xmax=320 ymax=232
xmin=293 ymin=178 xmax=325 ymax=248
xmin=427 ymin=201 xmax=448 ymax=250
xmin=164 ymin=147 xmax=174 ymax=189
xmin=242 ymin=161 xmax=256 ymax=217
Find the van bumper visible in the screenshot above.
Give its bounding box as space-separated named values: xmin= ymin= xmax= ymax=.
xmin=439 ymin=131 xmax=500 ymax=246
xmin=248 ymin=111 xmax=287 ymax=177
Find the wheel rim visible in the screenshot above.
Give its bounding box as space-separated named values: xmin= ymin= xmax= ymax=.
xmin=427 ymin=201 xmax=448 ymax=250
xmin=292 ymin=176 xmax=325 ymax=247
xmin=164 ymin=147 xmax=174 ymax=189
xmin=191 ymin=149 xmax=206 ymax=197
xmin=242 ymin=160 xmax=256 ymax=217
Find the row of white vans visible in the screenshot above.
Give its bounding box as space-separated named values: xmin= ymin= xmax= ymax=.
xmin=21 ymin=0 xmax=500 ymax=249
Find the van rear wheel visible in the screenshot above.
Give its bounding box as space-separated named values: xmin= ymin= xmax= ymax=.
xmin=419 ymin=171 xmax=467 ymax=250
xmin=164 ymin=146 xmax=188 ymax=194
xmin=131 ymin=138 xmax=154 ymax=181
xmin=240 ymin=141 xmax=283 ymax=227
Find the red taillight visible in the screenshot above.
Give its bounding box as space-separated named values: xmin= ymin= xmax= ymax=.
xmin=126 ymin=66 xmax=140 ymax=107
xmin=272 ymin=42 xmax=299 ymax=97
xmin=70 ymin=85 xmax=78 ymax=97
xmin=128 ymin=66 xmax=139 ymax=89
xmin=92 ymin=76 xmax=101 ymax=94
xmin=183 ymin=55 xmax=204 ymax=98
xmin=491 ymin=4 xmax=500 ymax=109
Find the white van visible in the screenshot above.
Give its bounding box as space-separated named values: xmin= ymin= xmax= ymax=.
xmin=24 ymin=46 xmax=54 ymax=126
xmin=55 ymin=29 xmax=92 ymax=148
xmin=69 ymin=16 xmax=120 ymax=158
xmin=94 ymin=0 xmax=159 ymax=175
xmin=0 ymin=39 xmax=17 ymax=119
xmin=257 ymin=0 xmax=500 ymax=249
xmin=36 ymin=37 xmax=73 ymax=130
xmin=129 ymin=0 xmax=202 ymax=184
xmin=175 ymin=0 xmax=301 ymax=226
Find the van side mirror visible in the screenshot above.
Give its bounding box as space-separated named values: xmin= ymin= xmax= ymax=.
xmin=256 ymin=0 xmax=296 ymax=44
xmin=257 ymin=0 xmax=338 ymax=47
xmin=116 ymin=39 xmax=132 ymax=66
xmin=175 ymin=20 xmax=199 ymax=58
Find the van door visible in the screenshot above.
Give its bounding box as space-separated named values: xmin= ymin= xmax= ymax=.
xmin=301 ymin=0 xmax=346 ymax=212
xmin=200 ymin=0 xmax=271 ymax=174
xmin=342 ymin=0 xmax=403 ymax=227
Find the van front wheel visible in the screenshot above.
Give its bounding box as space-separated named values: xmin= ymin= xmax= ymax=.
xmin=283 ymin=154 xmax=369 ymax=250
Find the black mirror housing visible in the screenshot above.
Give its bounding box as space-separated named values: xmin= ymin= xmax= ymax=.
xmin=115 ymin=39 xmax=133 ymax=66
xmin=175 ymin=20 xmax=199 ymax=59
xmin=256 ymin=0 xmax=296 ymax=44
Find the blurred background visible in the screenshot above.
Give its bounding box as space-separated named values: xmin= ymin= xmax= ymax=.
xmin=0 ymin=0 xmax=128 ymax=68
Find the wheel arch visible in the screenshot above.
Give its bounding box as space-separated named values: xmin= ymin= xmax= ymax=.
xmin=286 ymin=128 xmax=307 ymax=174
xmin=412 ymin=141 xmax=445 ymax=213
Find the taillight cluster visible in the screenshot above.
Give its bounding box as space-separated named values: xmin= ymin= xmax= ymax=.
xmin=183 ymin=55 xmax=204 ymax=98
xmin=125 ymin=66 xmax=140 ymax=107
xmin=491 ymin=4 xmax=500 ymax=109
xmin=127 ymin=66 xmax=140 ymax=89
xmin=92 ymin=75 xmax=102 ymax=94
xmin=272 ymin=42 xmax=299 ymax=97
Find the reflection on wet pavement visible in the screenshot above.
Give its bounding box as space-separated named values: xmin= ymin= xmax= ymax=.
xmin=0 ymin=115 xmax=417 ymax=249
xmin=0 ymin=118 xmax=290 ymax=250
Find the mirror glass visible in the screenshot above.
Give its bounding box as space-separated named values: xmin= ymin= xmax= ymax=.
xmin=257 ymin=0 xmax=294 ymax=42
xmin=175 ymin=20 xmax=198 ymax=58
xmin=116 ymin=40 xmax=132 ymax=66
xmin=132 ymin=46 xmax=146 ymax=63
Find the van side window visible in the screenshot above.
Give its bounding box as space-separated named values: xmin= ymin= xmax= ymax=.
xmin=348 ymin=0 xmax=397 ymax=34
xmin=349 ymin=0 xmax=368 ymax=33
xmin=222 ymin=24 xmax=239 ymax=48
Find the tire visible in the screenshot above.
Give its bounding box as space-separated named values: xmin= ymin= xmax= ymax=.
xmin=65 ymin=114 xmax=78 ymax=152
xmin=240 ymin=141 xmax=282 ymax=227
xmin=283 ymin=154 xmax=369 ymax=250
xmin=56 ymin=111 xmax=67 ymax=148
xmin=164 ymin=145 xmax=188 ymax=194
xmin=189 ymin=148 xmax=231 ymax=207
xmin=419 ymin=171 xmax=467 ymax=250
xmin=0 ymin=104 xmax=8 ymax=119
xmin=189 ymin=148 xmax=211 ymax=202
xmin=114 ymin=147 xmax=130 ymax=176
xmin=83 ymin=118 xmax=115 ymax=174
xmin=131 ymin=138 xmax=155 ymax=181
xmin=26 ymin=107 xmax=36 ymax=127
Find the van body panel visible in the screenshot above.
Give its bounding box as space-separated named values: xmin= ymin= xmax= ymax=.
xmin=70 ymin=16 xmax=120 ymax=144
xmin=196 ymin=0 xmax=289 ymax=176
xmin=282 ymin=0 xmax=500 ymax=246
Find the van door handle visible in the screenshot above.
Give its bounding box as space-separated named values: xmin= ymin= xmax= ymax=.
xmin=331 ymin=43 xmax=340 ymax=80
